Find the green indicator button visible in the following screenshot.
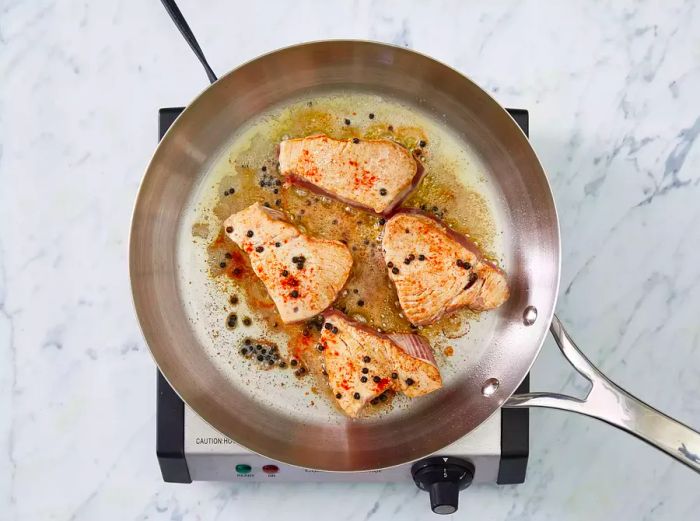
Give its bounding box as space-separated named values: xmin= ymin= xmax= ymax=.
xmin=235 ymin=464 xmax=252 ymax=474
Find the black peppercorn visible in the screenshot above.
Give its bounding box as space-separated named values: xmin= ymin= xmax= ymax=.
xmin=379 ymin=393 xmax=387 ymax=402
xmin=219 ymin=262 xmax=227 ymax=268
xmin=419 ymin=140 xmax=426 ymax=147
xmin=352 ymin=137 xmax=360 ymax=144
xmin=379 ymin=188 xmax=388 ymax=196
xmin=332 ymin=327 xmax=338 ymax=334
xmin=406 ymin=378 xmax=414 ymax=386
xmin=418 ymin=254 xmax=426 ymax=261
xmin=244 ymin=338 xmax=252 ymax=345
xmin=357 ymin=300 xmax=364 ymax=307
xmin=317 ymin=344 xmax=325 ymax=352
xmin=275 ymin=242 xmax=281 ymax=247
xmin=464 ymin=272 xmax=478 ymax=290
xmin=369 ymin=113 xmax=375 ymax=119
xmin=344 ymin=118 xmax=351 ymax=125
xmin=262 ymin=165 xmax=267 ymax=172
xmin=373 ymin=376 xmax=381 ymax=383
xmin=353 ymin=392 xmax=361 ymax=400
xmin=290 ymin=290 xmax=299 ymax=298
xmin=226 ymin=226 xmax=233 ymax=233
xmin=242 ymin=317 xmax=252 ymax=326
xmin=257 ymin=354 xmax=264 ymax=361
xmin=392 ymin=267 xmax=399 ymax=274
xmin=246 ymin=230 xmax=254 ymax=237
xmin=408 ymin=254 xmax=415 ymax=261
xmin=363 ymin=356 xmax=371 ymax=363
xmin=225 ymin=252 xmax=232 ymax=259
xmin=335 ymin=393 xmax=342 ymax=399
xmin=387 ymin=262 xmax=394 ymax=268
xmin=404 ymin=258 xmax=410 ymax=265
xmin=362 ymin=367 xmax=369 ymax=374
xmin=324 ymin=323 xmax=333 ymax=330
xmin=360 ymin=376 xmax=368 ymax=383
xmin=378 ymin=218 xmax=386 ymax=225
xmin=281 ymin=270 xmax=289 ymax=277
xmin=255 ymin=246 xmax=264 ymax=253
xmin=391 ymin=372 xmax=398 ymax=379
xmin=240 ymin=347 xmax=247 ymax=355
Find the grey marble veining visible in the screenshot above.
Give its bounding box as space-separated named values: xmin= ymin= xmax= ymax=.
xmin=0 ymin=0 xmax=699 ymax=519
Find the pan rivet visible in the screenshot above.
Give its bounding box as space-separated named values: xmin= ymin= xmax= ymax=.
xmin=523 ymin=306 xmax=538 ymax=326
xmin=481 ymin=378 xmax=499 ymax=397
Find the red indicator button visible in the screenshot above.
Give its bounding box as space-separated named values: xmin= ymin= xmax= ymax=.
xmin=262 ymin=464 xmax=279 ymax=474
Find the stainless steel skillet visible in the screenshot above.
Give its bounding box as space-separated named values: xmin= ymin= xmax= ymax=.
xmin=130 ymin=9 xmax=700 ymax=477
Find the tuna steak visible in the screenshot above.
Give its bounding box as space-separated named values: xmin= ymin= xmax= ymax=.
xmin=225 ymin=203 xmax=353 ymax=323
xmin=381 ymin=212 xmax=509 ymax=326
xmin=321 ymin=310 xmax=442 ymax=417
xmin=278 ymin=134 xmax=421 ymax=214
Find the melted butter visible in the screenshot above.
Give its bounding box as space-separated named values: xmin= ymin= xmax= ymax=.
xmin=188 ymin=92 xmax=501 ymax=416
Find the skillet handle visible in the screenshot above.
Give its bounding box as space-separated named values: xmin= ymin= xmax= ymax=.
xmin=504 ymin=315 xmax=700 ymax=474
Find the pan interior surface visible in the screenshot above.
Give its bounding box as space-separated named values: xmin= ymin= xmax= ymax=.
xmin=130 ymin=41 xmax=560 ymax=471
xmin=178 ymin=90 xmax=509 ymax=427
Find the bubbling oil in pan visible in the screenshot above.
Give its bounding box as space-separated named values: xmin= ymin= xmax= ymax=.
xmin=178 ymin=91 xmax=509 ymax=424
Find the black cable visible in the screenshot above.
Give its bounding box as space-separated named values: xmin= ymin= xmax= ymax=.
xmin=159 ymin=0 xmax=218 ymax=84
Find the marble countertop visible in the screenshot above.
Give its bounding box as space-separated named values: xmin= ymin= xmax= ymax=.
xmin=1 ymin=0 xmax=699 ymax=519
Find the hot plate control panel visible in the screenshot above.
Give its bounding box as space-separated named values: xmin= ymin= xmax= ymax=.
xmin=182 ymin=404 xmax=502 ymax=483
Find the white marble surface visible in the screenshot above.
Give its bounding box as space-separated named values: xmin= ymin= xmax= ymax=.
xmin=1 ymin=0 xmax=699 ymax=519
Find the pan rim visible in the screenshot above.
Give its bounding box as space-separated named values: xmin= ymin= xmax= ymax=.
xmin=129 ymin=39 xmax=561 ymax=471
